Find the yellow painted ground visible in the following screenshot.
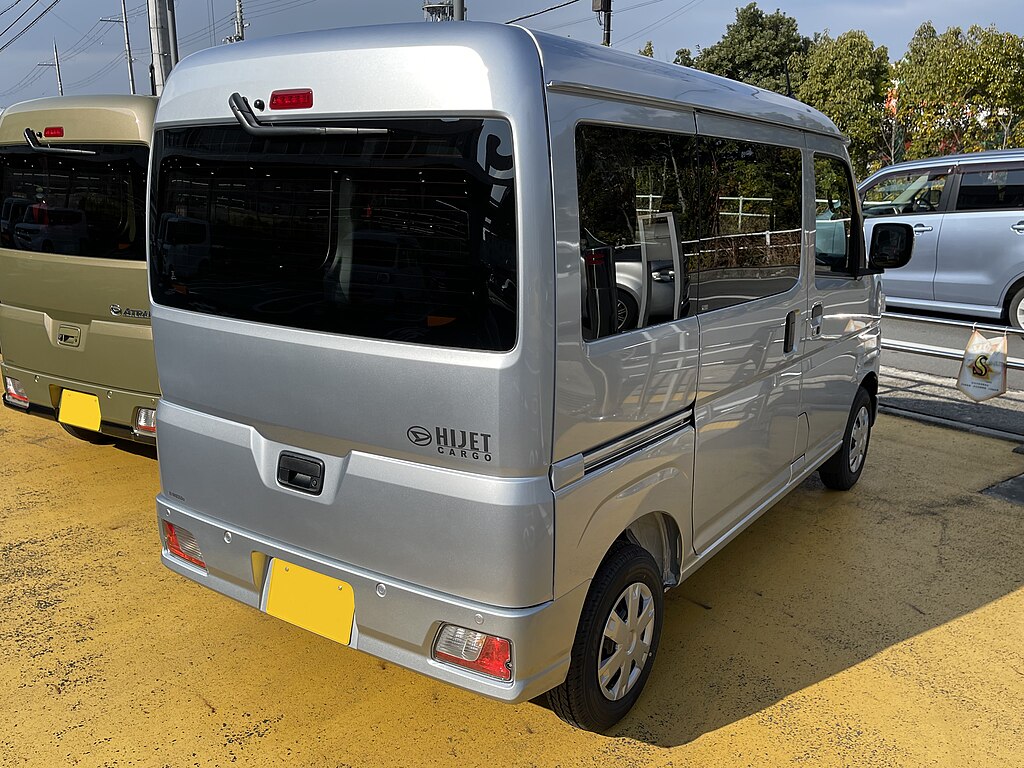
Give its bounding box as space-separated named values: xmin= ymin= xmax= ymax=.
xmin=0 ymin=405 xmax=1022 ymax=767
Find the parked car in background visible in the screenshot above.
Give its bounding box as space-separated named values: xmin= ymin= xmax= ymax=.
xmin=859 ymin=149 xmax=1024 ymax=327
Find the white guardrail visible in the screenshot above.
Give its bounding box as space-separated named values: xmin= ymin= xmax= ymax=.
xmin=881 ymin=312 xmax=1024 ymax=372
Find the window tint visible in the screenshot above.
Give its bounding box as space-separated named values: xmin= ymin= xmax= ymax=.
xmin=956 ymin=167 xmax=1024 ymax=211
xmin=814 ymin=155 xmax=861 ymax=276
xmin=575 ymin=125 xmax=803 ymax=340
xmin=0 ymin=144 xmax=147 ymax=259
xmin=575 ymin=125 xmax=698 ymax=339
xmin=693 ymin=138 xmax=802 ymax=313
xmin=861 ymin=170 xmax=946 ymax=217
xmin=150 ymin=120 xmax=517 ymax=352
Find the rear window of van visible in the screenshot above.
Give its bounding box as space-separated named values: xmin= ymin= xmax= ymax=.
xmin=149 ymin=119 xmax=517 ymax=352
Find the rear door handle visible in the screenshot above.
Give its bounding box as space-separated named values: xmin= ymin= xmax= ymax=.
xmin=913 ymin=223 xmax=933 ymax=233
xmin=277 ymin=452 xmax=325 ymax=495
xmin=784 ymin=309 xmax=799 ymax=353
xmin=1012 ymin=221 xmax=1024 ymax=234
xmin=809 ymin=302 xmax=824 ymax=337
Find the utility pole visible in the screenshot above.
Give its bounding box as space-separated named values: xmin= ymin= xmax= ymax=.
xmin=37 ymin=39 xmax=64 ymax=96
xmin=593 ymin=0 xmax=612 ymax=46
xmin=166 ymin=1 xmax=180 ymax=67
xmin=224 ymin=0 xmax=248 ymax=44
xmin=101 ymin=0 xmax=136 ymax=94
xmin=148 ymin=0 xmax=173 ymax=96
xmin=423 ymin=1 xmax=466 ymax=21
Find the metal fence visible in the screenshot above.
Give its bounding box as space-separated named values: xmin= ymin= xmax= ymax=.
xmin=881 ymin=312 xmax=1024 ymax=371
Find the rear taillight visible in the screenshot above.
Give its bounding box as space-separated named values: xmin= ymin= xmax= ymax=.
xmin=164 ymin=521 xmax=206 ymax=569
xmin=134 ymin=407 xmax=156 ymax=435
xmin=269 ymin=88 xmax=313 ymax=110
xmin=3 ymin=376 xmax=29 ymax=408
xmin=433 ymin=624 xmax=513 ymax=681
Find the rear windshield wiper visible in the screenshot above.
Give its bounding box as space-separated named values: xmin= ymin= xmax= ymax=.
xmin=24 ymin=128 xmax=97 ymax=155
xmin=228 ymin=93 xmax=389 ymax=137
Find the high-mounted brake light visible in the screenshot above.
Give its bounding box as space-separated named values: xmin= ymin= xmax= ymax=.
xmin=164 ymin=521 xmax=206 ymax=570
xmin=269 ymin=89 xmax=314 ymax=110
xmin=433 ymin=624 xmax=513 ymax=681
xmin=43 ymin=126 xmax=64 ymax=138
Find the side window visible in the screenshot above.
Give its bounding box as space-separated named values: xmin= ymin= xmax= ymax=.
xmin=576 ymin=124 xmax=698 ymax=340
xmin=955 ymin=167 xmax=1024 ymax=211
xmin=693 ymin=138 xmax=802 ymax=313
xmin=861 ymin=170 xmax=947 ymax=217
xmin=814 ymin=154 xmax=862 ymax=277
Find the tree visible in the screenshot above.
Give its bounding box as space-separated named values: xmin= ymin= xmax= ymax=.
xmin=638 ymin=41 xmax=654 ymax=58
xmin=688 ymin=3 xmax=810 ymax=95
xmin=674 ymin=47 xmax=694 ymax=67
xmin=895 ymin=23 xmax=1024 ymax=157
xmin=798 ymin=31 xmax=891 ymax=176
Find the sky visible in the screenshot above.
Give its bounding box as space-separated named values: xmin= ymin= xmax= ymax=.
xmin=1 ymin=0 xmax=1021 ymax=109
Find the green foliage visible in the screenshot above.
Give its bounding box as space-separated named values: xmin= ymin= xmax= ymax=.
xmin=673 ymin=4 xmax=1024 ymax=169
xmin=638 ymin=41 xmax=654 ymax=58
xmin=798 ymin=31 xmax=891 ymax=176
xmin=690 ymin=3 xmax=810 ymax=95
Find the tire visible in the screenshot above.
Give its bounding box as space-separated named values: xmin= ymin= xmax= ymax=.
xmin=1007 ymin=286 xmax=1024 ymax=330
xmin=61 ymin=423 xmax=115 ymax=445
xmin=818 ymin=387 xmax=873 ymax=491
xmin=547 ymin=542 xmax=664 ymax=732
xmin=615 ymin=291 xmax=639 ymax=332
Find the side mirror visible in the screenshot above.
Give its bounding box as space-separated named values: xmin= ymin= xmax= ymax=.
xmin=868 ymin=222 xmax=914 ymax=270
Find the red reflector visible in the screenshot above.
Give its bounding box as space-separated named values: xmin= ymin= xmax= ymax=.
xmin=164 ymin=521 xmax=206 ymax=569
xmin=43 ymin=126 xmax=64 ymax=138
xmin=269 ymin=89 xmax=313 ymax=110
xmin=436 ymin=636 xmax=513 ymax=682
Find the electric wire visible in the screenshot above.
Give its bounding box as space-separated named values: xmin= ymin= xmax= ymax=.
xmin=0 ymin=0 xmax=63 ymax=55
xmin=507 ymin=0 xmax=581 ymax=24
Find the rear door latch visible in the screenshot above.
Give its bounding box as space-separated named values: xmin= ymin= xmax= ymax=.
xmin=277 ymin=452 xmax=325 ymax=495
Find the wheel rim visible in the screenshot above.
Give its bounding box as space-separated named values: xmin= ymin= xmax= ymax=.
xmin=1016 ymin=301 xmax=1024 ymax=329
xmin=597 ymin=582 xmax=656 ymax=701
xmin=849 ymin=405 xmax=870 ymax=473
xmin=616 ymin=299 xmax=628 ymax=331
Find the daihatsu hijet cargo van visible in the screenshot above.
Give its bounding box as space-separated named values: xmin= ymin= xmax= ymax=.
xmin=149 ymin=23 xmax=912 ymax=731
xmin=0 ymin=96 xmax=159 ymax=444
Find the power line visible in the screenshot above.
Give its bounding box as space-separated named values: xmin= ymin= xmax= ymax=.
xmin=1 ymin=1 xmax=25 ymax=18
xmin=616 ymin=0 xmax=708 ymax=46
xmin=507 ymin=0 xmax=580 ymax=25
xmin=0 ymin=0 xmax=63 ymax=55
xmin=0 ymin=0 xmax=41 ymax=40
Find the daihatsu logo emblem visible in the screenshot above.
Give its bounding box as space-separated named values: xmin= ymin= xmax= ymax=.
xmin=407 ymin=426 xmax=432 ymax=446
xmin=56 ymin=324 xmax=81 ymax=347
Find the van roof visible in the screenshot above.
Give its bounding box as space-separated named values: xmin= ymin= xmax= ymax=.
xmin=862 ymin=148 xmax=1024 ymax=182
xmin=0 ymin=94 xmax=157 ymax=146
xmin=156 ymin=22 xmax=840 ymax=138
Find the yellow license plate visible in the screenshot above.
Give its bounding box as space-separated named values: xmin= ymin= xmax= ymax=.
xmin=58 ymin=390 xmax=101 ymax=431
xmin=265 ymin=559 xmax=354 ymax=645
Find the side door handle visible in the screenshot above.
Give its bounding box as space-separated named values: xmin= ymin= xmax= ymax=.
xmin=913 ymin=223 xmax=933 ymax=233
xmin=809 ymin=302 xmax=824 ymax=337
xmin=784 ymin=309 xmax=799 ymax=353
xmin=1012 ymin=221 xmax=1024 ymax=235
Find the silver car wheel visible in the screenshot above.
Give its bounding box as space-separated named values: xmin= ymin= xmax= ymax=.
xmin=598 ymin=582 xmax=656 ymax=701
xmin=848 ymin=405 xmax=870 ymax=473
xmin=1016 ymin=301 xmax=1024 ymax=330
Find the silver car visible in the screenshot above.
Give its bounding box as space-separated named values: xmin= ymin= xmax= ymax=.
xmin=859 ymin=149 xmax=1024 ymax=326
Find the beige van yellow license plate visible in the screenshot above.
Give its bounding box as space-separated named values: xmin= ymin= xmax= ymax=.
xmin=265 ymin=558 xmax=354 ymax=645
xmin=58 ymin=390 xmax=102 ymax=431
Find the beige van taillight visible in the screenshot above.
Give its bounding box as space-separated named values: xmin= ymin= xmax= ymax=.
xmin=3 ymin=376 xmax=29 ymax=408
xmin=43 ymin=126 xmax=64 ymax=138
xmin=134 ymin=407 xmax=156 ymax=435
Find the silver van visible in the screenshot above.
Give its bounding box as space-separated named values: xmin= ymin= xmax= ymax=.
xmin=860 ymin=149 xmax=1024 ymax=326
xmin=149 ymin=23 xmax=911 ymax=731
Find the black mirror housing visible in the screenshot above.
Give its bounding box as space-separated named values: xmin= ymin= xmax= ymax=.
xmin=868 ymin=222 xmax=914 ymax=270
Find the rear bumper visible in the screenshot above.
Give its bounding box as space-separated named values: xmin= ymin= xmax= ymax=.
xmin=157 ymin=494 xmax=587 ymax=703
xmin=1 ymin=362 xmax=158 ymax=444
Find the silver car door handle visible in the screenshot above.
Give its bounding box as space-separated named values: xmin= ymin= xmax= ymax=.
xmin=1012 ymin=221 xmax=1024 ymax=234
xmin=809 ymin=302 xmax=824 ymax=336
xmin=913 ymin=223 xmax=933 ymax=233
